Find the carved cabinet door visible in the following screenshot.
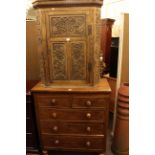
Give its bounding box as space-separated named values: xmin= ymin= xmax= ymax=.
xmin=45 ymin=9 xmax=91 ymax=83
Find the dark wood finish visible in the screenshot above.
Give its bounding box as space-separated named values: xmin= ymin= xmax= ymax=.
xmin=35 ymin=94 xmax=70 ymax=108
xmin=32 ymin=79 xmax=111 ymax=154
xmin=40 ymin=121 xmax=105 ymax=134
xmin=42 ymin=150 xmax=48 ymax=155
xmin=42 ymin=135 xmax=105 ymax=151
xmin=72 ymin=94 xmax=109 ymax=109
xmin=101 ymin=18 xmax=115 ymax=73
xmin=111 ymin=83 xmax=129 ymax=155
xmin=26 ymin=80 xmax=40 ymax=154
xmin=39 ymin=108 xmax=106 ymax=121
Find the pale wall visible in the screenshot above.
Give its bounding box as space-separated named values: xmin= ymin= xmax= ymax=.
xmin=101 ymin=0 xmax=129 ymax=37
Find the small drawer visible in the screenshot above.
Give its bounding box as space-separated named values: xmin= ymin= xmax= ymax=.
xmin=39 ymin=108 xmax=105 ymax=122
xmin=72 ymin=94 xmax=109 ymax=108
xmin=42 ymin=135 xmax=105 ymax=151
xmin=40 ymin=121 xmax=105 ymax=134
xmin=35 ymin=94 xmax=71 ymax=108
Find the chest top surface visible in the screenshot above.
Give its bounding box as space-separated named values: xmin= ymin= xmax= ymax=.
xmin=31 ymin=78 xmax=111 ymax=93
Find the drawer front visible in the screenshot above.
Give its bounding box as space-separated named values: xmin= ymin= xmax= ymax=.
xmin=35 ymin=94 xmax=71 ymax=108
xmin=40 ymin=121 xmax=105 ymax=134
xmin=72 ymin=94 xmax=109 ymax=108
xmin=42 ymin=135 xmax=105 ymax=151
xmin=39 ymin=108 xmax=105 ymax=122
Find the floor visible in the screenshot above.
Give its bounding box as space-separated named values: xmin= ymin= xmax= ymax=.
xmin=27 ymin=113 xmax=114 ymax=155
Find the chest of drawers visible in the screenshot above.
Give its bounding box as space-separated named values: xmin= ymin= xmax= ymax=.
xmin=31 ymin=79 xmax=111 ymax=155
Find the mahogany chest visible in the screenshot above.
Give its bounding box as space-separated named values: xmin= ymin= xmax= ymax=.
xmin=31 ymin=79 xmax=111 ymax=155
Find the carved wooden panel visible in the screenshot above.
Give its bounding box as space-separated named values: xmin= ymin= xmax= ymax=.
xmin=50 ymin=15 xmax=86 ymax=37
xmin=94 ymin=8 xmax=101 ymax=84
xmin=51 ymin=43 xmax=67 ymax=80
xmin=70 ymin=42 xmax=86 ymax=80
xmin=36 ymin=12 xmax=46 ymax=84
xmin=35 ymin=7 xmax=103 ymax=85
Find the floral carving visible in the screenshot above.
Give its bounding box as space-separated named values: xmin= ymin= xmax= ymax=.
xmin=52 ymin=43 xmax=67 ymax=80
xmin=70 ymin=43 xmax=85 ymax=80
xmin=50 ymin=15 xmax=86 ymax=37
xmin=94 ymin=9 xmax=101 ymax=84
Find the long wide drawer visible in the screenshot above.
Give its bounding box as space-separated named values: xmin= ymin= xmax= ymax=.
xmin=39 ymin=108 xmax=105 ymax=122
xmin=42 ymin=134 xmax=105 ymax=151
xmin=40 ymin=121 xmax=105 ymax=134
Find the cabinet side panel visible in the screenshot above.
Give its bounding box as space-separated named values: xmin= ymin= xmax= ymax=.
xmin=36 ymin=10 xmax=46 ymax=83
xmin=93 ymin=8 xmax=101 ymax=85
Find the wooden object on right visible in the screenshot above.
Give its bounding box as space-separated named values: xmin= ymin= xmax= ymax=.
xmin=101 ymin=18 xmax=115 ymax=73
xmin=111 ymin=83 xmax=129 ymax=155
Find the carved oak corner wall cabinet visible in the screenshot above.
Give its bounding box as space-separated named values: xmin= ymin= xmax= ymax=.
xmin=33 ymin=0 xmax=103 ymax=86
xmin=32 ymin=0 xmax=111 ymax=155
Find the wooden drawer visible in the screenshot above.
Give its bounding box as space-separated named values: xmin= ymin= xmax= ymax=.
xmin=72 ymin=94 xmax=109 ymax=108
xmin=42 ymin=134 xmax=105 ymax=151
xmin=40 ymin=121 xmax=105 ymax=134
xmin=35 ymin=94 xmax=71 ymax=108
xmin=39 ymin=108 xmax=105 ymax=122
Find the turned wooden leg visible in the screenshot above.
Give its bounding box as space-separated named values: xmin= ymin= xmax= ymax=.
xmin=42 ymin=150 xmax=48 ymax=155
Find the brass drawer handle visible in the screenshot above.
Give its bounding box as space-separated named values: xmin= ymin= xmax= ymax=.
xmin=53 ymin=126 xmax=58 ymax=132
xmin=86 ymin=100 xmax=92 ymax=107
xmin=52 ymin=112 xmax=57 ymax=118
xmin=86 ymin=113 xmax=91 ymax=119
xmin=86 ymin=126 xmax=91 ymax=132
xmin=54 ymin=139 xmax=59 ymax=145
xmin=86 ymin=141 xmax=91 ymax=147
